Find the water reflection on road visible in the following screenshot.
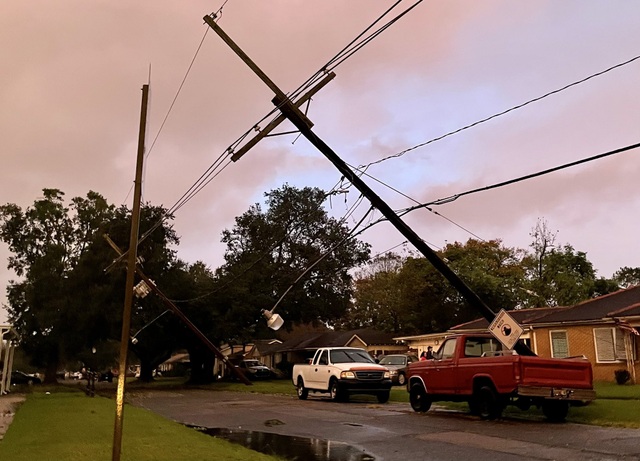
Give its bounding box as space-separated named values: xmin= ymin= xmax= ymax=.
xmin=191 ymin=426 xmax=375 ymax=461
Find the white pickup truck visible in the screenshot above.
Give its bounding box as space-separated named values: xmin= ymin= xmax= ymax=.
xmin=292 ymin=347 xmax=392 ymax=403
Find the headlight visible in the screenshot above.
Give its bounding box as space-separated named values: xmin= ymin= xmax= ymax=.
xmin=384 ymin=371 xmax=391 ymax=379
xmin=389 ymin=370 xmax=398 ymax=375
xmin=340 ymin=371 xmax=356 ymax=379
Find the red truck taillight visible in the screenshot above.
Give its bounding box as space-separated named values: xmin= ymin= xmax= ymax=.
xmin=513 ymin=361 xmax=521 ymax=381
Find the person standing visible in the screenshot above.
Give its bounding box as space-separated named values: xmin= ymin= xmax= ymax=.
xmin=426 ymin=346 xmax=434 ymax=359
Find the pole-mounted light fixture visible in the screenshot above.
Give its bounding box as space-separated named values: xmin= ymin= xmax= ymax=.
xmin=262 ymin=309 xmax=284 ymax=331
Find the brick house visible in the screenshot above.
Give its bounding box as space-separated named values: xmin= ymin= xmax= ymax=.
xmin=450 ymin=285 xmax=640 ymax=383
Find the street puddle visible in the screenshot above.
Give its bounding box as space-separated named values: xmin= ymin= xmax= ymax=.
xmin=192 ymin=426 xmax=375 ymax=460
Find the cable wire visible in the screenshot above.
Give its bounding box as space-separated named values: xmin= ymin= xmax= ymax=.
xmin=400 ymin=141 xmax=640 ymax=214
xmin=365 ymin=54 xmax=640 ymax=168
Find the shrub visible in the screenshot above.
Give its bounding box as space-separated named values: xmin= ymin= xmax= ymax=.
xmin=614 ymin=369 xmax=631 ymax=385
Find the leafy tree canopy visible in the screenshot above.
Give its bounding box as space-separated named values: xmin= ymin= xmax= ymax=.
xmin=0 ymin=189 xmax=179 ymax=381
xmin=217 ymin=184 xmax=370 ymax=339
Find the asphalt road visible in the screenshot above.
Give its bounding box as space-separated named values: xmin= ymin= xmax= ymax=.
xmin=128 ymin=389 xmax=640 ymax=461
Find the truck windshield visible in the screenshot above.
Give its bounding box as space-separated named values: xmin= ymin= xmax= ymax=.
xmin=330 ymin=349 xmax=375 ymax=364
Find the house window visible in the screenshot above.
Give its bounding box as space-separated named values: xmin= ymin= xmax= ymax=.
xmin=594 ymin=327 xmax=627 ymax=362
xmin=550 ymin=330 xmax=569 ymax=358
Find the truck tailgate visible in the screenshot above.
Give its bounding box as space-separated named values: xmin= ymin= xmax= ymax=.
xmin=518 ymin=356 xmax=593 ymax=389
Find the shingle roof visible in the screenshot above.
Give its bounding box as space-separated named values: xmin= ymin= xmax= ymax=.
xmin=450 ymin=306 xmax=564 ymax=331
xmin=535 ymin=285 xmax=640 ymax=323
xmin=451 ymin=285 xmax=640 ymax=330
xmin=274 ymin=328 xmax=399 ymax=352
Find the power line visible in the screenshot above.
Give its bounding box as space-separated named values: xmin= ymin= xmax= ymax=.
xmin=121 ymin=27 xmax=210 ymax=206
xmin=400 ymin=141 xmax=640 ymax=214
xmin=344 ymin=161 xmax=486 ymax=241
xmin=363 ymin=54 xmax=640 ymax=169
xmin=145 ymin=28 xmax=210 ymax=161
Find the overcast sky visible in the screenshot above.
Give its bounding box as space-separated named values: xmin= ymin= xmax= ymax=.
xmin=1 ymin=1 xmax=639 ymax=323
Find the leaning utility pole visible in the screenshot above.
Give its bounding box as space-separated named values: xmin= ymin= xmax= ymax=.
xmin=203 ymin=13 xmax=534 ymax=356
xmin=111 ymin=83 xmax=149 ymax=461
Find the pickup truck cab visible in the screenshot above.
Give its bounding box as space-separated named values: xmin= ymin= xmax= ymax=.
xmin=292 ymin=347 xmax=392 ymax=402
xmin=407 ymin=333 xmax=596 ymax=422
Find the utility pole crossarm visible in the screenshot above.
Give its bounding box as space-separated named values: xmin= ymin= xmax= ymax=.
xmin=231 ymin=71 xmax=336 ymax=161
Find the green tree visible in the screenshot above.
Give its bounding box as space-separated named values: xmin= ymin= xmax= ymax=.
xmin=0 ymin=189 xmax=116 ymax=382
xmin=613 ymin=267 xmax=640 ymax=289
xmin=342 ymin=253 xmax=405 ymax=331
xmin=520 ymin=218 xmax=619 ymax=307
xmin=523 ymin=242 xmax=602 ymax=307
xmin=347 ymin=239 xmax=526 ymax=334
xmin=217 ymin=184 xmax=370 ymax=337
xmin=0 ymin=189 xmax=180 ymax=382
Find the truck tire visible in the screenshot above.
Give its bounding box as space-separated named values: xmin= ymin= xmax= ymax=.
xmin=475 ymin=385 xmax=502 ymax=420
xmin=409 ymin=383 xmax=432 ymax=412
xmin=296 ymin=377 xmax=308 ymax=400
xmin=542 ymin=400 xmax=569 ymax=422
xmin=377 ymin=391 xmax=390 ymax=404
xmin=397 ymin=373 xmax=406 ymax=386
xmin=329 ymin=378 xmax=347 ymax=402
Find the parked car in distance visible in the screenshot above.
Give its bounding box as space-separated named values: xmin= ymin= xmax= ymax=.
xmin=237 ymin=359 xmax=272 ymax=380
xmin=378 ymin=354 xmax=419 ymax=386
xmin=70 ymin=371 xmax=84 ymax=380
xmin=11 ymin=370 xmax=42 ymax=385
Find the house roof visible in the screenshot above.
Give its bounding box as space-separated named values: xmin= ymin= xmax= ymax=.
xmin=535 ymin=285 xmax=640 ymax=323
xmin=274 ymin=328 xmax=400 ymax=352
xmin=252 ymin=339 xmax=283 ymax=355
xmin=450 ymin=306 xmax=564 ymax=331
xmin=451 ymin=285 xmax=640 ymax=331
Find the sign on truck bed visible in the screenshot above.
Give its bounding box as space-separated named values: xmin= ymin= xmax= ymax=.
xmin=407 ymin=333 xmax=596 ymax=422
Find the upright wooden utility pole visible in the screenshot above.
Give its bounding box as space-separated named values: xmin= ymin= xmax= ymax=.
xmin=112 ymin=83 xmax=149 ymax=461
xmin=203 ymin=14 xmax=534 ymax=356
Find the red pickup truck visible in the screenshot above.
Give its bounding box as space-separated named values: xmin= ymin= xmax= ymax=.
xmin=406 ymin=333 xmax=596 ymax=422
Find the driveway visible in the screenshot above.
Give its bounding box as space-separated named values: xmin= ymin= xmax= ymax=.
xmin=128 ymin=389 xmax=640 ymax=461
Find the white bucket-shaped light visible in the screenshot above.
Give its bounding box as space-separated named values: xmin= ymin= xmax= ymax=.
xmin=263 ymin=310 xmax=284 ymax=330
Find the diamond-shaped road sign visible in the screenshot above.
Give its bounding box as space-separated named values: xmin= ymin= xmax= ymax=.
xmin=488 ymin=309 xmax=524 ymax=350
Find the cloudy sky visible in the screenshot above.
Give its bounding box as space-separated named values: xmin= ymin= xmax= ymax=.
xmin=1 ymin=1 xmax=639 ymax=323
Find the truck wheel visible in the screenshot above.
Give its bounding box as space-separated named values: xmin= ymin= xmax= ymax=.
xmin=296 ymin=378 xmax=308 ymax=400
xmin=409 ymin=383 xmax=432 ymax=412
xmin=468 ymin=398 xmax=480 ymax=416
xmin=330 ymin=379 xmax=345 ymax=402
xmin=475 ymin=385 xmax=502 ymax=420
xmin=377 ymin=391 xmax=390 ymax=404
xmin=542 ymin=400 xmax=569 ymax=422
xmin=397 ymin=373 xmax=406 ymax=386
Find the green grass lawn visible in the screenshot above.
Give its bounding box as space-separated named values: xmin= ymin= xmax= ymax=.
xmin=0 ymin=390 xmax=282 ymax=461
